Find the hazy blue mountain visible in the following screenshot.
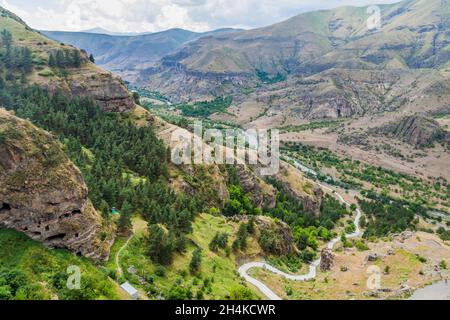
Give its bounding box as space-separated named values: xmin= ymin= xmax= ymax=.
xmin=42 ymin=27 xmax=241 ymax=81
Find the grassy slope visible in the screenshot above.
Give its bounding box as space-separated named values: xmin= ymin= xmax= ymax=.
xmin=0 ymin=228 xmax=127 ymax=300
xmin=110 ymin=214 xmax=264 ymax=300
xmin=0 ymin=10 xmax=120 ymax=88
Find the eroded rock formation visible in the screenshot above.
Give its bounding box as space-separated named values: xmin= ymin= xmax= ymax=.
xmin=235 ymin=165 xmax=277 ymax=209
xmin=320 ymin=248 xmax=335 ymax=272
xmin=0 ymin=110 xmax=113 ymax=261
xmin=274 ymin=162 xmax=323 ymax=215
xmin=67 ymin=70 xmax=135 ymax=113
xmin=230 ymin=215 xmax=297 ymax=256
xmin=374 ymin=115 xmax=446 ymax=148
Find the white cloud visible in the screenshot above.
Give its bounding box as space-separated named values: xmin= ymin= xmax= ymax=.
xmin=1 ymin=0 xmax=401 ymax=33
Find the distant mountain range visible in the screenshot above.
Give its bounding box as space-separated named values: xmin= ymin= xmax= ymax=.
xmin=79 ymin=27 xmax=152 ymax=36
xmin=42 ymin=0 xmax=450 ymax=122
xmin=42 ymin=27 xmax=241 ymax=81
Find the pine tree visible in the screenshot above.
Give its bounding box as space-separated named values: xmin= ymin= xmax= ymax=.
xmin=232 ymin=239 xmax=240 ymax=252
xmin=148 ymin=224 xmax=174 ymax=265
xmin=21 ymin=47 xmax=33 ymax=74
xmin=48 ymin=54 xmax=56 ymax=67
xmin=89 ymin=54 xmax=95 ymax=63
xmin=64 ymin=50 xmax=72 ymax=67
xmin=99 ymin=200 xmax=110 ymax=219
xmin=189 ymin=249 xmax=202 ymax=274
xmin=72 ymin=50 xmax=81 ymax=68
xmin=237 ymin=223 xmax=248 ymax=250
xmin=1 ymin=29 xmax=12 ymax=50
xmin=56 ymin=50 xmax=65 ymax=68
xmin=176 ymin=209 xmax=193 ymax=234
xmin=118 ymin=200 xmax=133 ymax=234
xmin=247 ymin=216 xmax=256 ymax=235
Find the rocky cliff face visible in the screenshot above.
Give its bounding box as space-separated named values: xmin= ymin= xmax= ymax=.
xmin=0 ymin=6 xmax=135 ymax=114
xmin=374 ymin=115 xmax=446 ymax=148
xmin=230 ymin=215 xmax=297 ymax=256
xmin=66 ymin=68 xmax=135 ymax=113
xmin=235 ymin=165 xmax=277 ymax=209
xmin=150 ymin=113 xmax=277 ymax=209
xmin=275 ymin=162 xmax=323 ymax=215
xmin=255 ymin=216 xmax=297 ymax=256
xmin=0 ymin=110 xmax=113 ymax=261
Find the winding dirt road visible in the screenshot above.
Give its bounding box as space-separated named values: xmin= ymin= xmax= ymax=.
xmin=115 ymin=234 xmax=134 ymax=278
xmin=239 ymin=159 xmax=363 ymax=300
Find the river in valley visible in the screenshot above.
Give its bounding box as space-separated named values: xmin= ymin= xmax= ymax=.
xmin=409 ymin=281 xmax=450 ymax=300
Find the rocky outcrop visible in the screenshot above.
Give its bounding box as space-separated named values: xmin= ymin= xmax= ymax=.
xmin=140 ymin=66 xmax=255 ymax=104
xmin=374 ymin=115 xmax=446 ymax=148
xmin=0 ymin=6 xmax=135 ymax=114
xmin=67 ymin=69 xmax=135 ymax=113
xmin=230 ymin=215 xmax=296 ymax=256
xmin=235 ymin=165 xmax=277 ymax=209
xmin=274 ymin=162 xmax=323 ymax=215
xmin=0 ymin=110 xmax=113 ymax=261
xmin=255 ymin=216 xmax=296 ymax=256
xmin=320 ymin=248 xmax=335 ymax=272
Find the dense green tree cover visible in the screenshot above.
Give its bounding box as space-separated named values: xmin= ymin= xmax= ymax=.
xmin=167 ymin=283 xmax=192 ymax=300
xmin=177 ymin=96 xmax=233 ymax=118
xmin=258 ymin=228 xmax=286 ymax=256
xmin=256 ymin=69 xmax=286 ymax=84
xmin=232 ymin=223 xmax=249 ymax=251
xmin=0 ymin=85 xmax=167 ymax=204
xmin=0 ymin=80 xmax=204 ymax=266
xmin=1 ymin=30 xmax=33 ymax=75
xmin=0 ymin=268 xmax=29 ymax=300
xmin=436 ymin=227 xmax=450 ymax=241
xmin=358 ymin=191 xmax=422 ymax=238
xmin=1 ymin=29 xmax=12 ymax=49
xmin=147 ymin=224 xmax=175 ymax=266
xmin=209 ymin=232 xmax=229 ymax=252
xmin=247 ymin=216 xmax=256 ymax=235
xmin=229 ymin=286 xmax=259 ymax=300
xmin=48 ymin=49 xmax=82 ymax=68
xmin=118 ymin=200 xmax=133 ymax=234
xmin=223 ymin=185 xmax=261 ymax=216
xmin=262 ymin=178 xmax=346 ymax=261
xmin=0 ymin=229 xmax=119 ymax=300
xmin=283 ymin=142 xmax=450 ymax=209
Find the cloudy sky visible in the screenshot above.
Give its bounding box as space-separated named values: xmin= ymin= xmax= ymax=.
xmin=2 ymin=0 xmax=401 ymax=33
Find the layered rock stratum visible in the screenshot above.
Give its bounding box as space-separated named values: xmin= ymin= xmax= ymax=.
xmin=375 ymin=115 xmax=447 ymax=148
xmin=0 ymin=109 xmax=113 ymax=261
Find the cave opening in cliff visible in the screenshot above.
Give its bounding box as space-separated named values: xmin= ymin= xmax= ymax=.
xmin=46 ymin=233 xmax=66 ymax=242
xmin=60 ymin=210 xmax=82 ymax=220
xmin=0 ymin=203 xmax=11 ymax=213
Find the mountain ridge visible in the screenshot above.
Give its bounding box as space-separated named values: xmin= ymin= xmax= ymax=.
xmin=42 ymin=27 xmax=242 ymax=81
xmin=136 ymin=0 xmax=450 ymax=118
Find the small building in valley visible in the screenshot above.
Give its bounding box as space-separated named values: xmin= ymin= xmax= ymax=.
xmin=120 ymin=281 xmax=140 ymax=300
